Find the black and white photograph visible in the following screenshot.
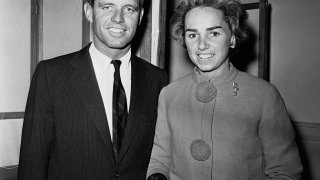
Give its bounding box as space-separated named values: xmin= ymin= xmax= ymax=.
xmin=0 ymin=0 xmax=319 ymax=179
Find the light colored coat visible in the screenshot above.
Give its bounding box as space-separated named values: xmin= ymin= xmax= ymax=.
xmin=148 ymin=64 xmax=302 ymax=180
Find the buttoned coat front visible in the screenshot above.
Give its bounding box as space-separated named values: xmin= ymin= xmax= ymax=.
xmin=148 ymin=65 xmax=302 ymax=180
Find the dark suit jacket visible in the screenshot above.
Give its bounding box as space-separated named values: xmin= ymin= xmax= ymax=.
xmin=17 ymin=45 xmax=168 ymax=180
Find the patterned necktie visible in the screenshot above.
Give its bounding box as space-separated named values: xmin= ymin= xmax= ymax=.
xmin=111 ymin=60 xmax=128 ymax=157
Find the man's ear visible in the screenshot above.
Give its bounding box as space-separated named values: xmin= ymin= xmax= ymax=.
xmin=84 ymin=2 xmax=93 ymax=23
xmin=138 ymin=8 xmax=144 ymax=25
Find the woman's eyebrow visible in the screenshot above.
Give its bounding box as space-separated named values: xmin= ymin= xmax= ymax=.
xmin=207 ymin=26 xmax=223 ymax=31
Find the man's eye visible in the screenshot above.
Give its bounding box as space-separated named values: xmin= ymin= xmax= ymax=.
xmin=125 ymin=7 xmax=135 ymax=13
xmin=102 ymin=6 xmax=113 ymax=11
xmin=188 ymin=34 xmax=197 ymax=39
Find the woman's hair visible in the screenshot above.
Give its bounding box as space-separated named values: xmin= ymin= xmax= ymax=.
xmin=171 ymin=0 xmax=248 ymax=47
xmin=86 ymin=0 xmax=145 ymax=9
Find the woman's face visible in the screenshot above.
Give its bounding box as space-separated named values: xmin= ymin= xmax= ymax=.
xmin=184 ymin=7 xmax=235 ymax=77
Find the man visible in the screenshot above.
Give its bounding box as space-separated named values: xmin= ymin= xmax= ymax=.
xmin=17 ymin=0 xmax=168 ymax=179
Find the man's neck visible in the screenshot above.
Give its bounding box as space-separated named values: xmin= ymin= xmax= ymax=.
xmin=93 ymin=41 xmax=131 ymax=60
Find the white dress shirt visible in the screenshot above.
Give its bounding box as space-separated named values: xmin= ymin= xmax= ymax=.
xmin=89 ymin=44 xmax=131 ymax=141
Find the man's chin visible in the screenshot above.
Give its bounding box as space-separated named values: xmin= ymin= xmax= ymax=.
xmin=106 ymin=41 xmax=131 ymax=50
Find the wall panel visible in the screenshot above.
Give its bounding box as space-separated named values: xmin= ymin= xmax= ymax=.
xmin=0 ymin=0 xmax=31 ymax=112
xmin=42 ymin=0 xmax=83 ymax=60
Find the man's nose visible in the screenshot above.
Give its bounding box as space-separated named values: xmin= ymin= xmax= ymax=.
xmin=111 ymin=10 xmax=125 ymax=23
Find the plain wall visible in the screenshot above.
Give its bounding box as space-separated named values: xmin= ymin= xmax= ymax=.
xmin=0 ymin=1 xmax=31 ymax=112
xmin=0 ymin=1 xmax=31 ymax=168
xmin=43 ymin=0 xmax=83 ymax=60
xmin=268 ymin=0 xmax=320 ymax=124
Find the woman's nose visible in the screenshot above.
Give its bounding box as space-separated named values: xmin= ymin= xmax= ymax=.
xmin=198 ymin=37 xmax=209 ymax=51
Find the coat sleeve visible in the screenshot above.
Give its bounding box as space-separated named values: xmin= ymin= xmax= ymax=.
xmin=258 ymin=85 xmax=303 ymax=180
xmin=18 ymin=62 xmax=55 ymax=179
xmin=147 ymin=89 xmax=170 ymax=179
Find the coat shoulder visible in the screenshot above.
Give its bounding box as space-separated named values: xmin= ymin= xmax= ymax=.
xmin=132 ymin=56 xmax=168 ymax=84
xmin=237 ymin=71 xmax=275 ymax=89
xmin=160 ymin=72 xmax=193 ymax=98
xmin=39 ymin=46 xmax=89 ymax=67
xmin=236 ymin=71 xmax=281 ymax=99
xmin=133 ymin=56 xmax=166 ymax=74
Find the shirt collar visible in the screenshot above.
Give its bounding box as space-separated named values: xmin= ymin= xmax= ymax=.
xmin=89 ymin=43 xmax=131 ymax=68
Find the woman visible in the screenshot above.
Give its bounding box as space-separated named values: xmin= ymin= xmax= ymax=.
xmin=147 ymin=0 xmax=302 ymax=179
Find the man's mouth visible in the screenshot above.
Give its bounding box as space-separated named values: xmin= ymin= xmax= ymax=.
xmin=108 ymin=27 xmax=125 ymax=33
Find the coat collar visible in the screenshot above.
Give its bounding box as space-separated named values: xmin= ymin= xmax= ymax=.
xmin=117 ymin=56 xmax=152 ymax=162
xmin=69 ymin=45 xmax=116 ymax=167
xmin=192 ymin=62 xmax=238 ymax=86
xmin=69 ymin=45 xmax=153 ymax=164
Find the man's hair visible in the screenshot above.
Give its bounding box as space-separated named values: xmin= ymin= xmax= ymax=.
xmin=171 ymin=0 xmax=248 ymax=48
xmin=87 ymin=0 xmax=145 ymax=9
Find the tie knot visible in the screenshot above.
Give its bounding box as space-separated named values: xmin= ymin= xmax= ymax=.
xmin=111 ymin=60 xmax=122 ymax=71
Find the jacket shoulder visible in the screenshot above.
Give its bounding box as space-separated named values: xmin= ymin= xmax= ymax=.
xmin=40 ymin=46 xmax=88 ymax=66
xmin=160 ymin=72 xmax=193 ymax=98
xmin=133 ymin=56 xmax=165 ymax=73
xmin=236 ymin=71 xmax=281 ymax=99
xmin=132 ymin=56 xmax=168 ymax=84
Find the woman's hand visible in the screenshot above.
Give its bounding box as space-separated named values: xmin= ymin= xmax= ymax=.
xmin=147 ymin=173 xmax=167 ymax=180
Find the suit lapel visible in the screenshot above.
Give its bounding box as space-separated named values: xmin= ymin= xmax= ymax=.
xmin=117 ymin=56 xmax=152 ymax=161
xmin=69 ymin=46 xmax=116 ymax=167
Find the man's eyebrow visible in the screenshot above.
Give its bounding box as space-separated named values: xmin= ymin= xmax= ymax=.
xmin=185 ymin=28 xmax=197 ymax=32
xmin=98 ymin=2 xmax=113 ymax=6
xmin=124 ymin=4 xmax=139 ymax=10
xmin=97 ymin=2 xmax=139 ymax=10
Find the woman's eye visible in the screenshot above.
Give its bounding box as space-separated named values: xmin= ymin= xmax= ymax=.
xmin=209 ymin=32 xmax=220 ymax=37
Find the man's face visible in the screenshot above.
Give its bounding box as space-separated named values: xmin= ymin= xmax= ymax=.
xmin=184 ymin=7 xmax=235 ymax=77
xmin=85 ymin=0 xmax=143 ymax=56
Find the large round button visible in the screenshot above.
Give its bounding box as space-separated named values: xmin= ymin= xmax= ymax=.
xmin=190 ymin=139 xmax=211 ymax=161
xmin=195 ymin=81 xmax=217 ymax=103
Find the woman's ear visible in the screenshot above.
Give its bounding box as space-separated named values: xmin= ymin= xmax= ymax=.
xmin=230 ymin=35 xmax=236 ymax=48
